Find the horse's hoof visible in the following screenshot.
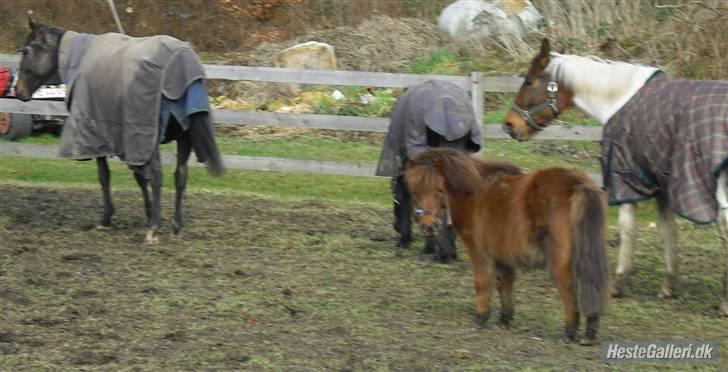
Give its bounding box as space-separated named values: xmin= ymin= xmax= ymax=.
xmin=579 ymin=336 xmax=598 ymax=346
xmin=562 ymin=327 xmax=578 ymax=343
xmin=394 ymin=245 xmax=404 ymax=257
xmin=422 ymin=239 xmax=436 ymax=254
xmin=96 ymin=224 xmax=111 ymax=230
xmin=611 ymin=273 xmax=630 ymax=298
xmin=396 ymin=237 xmax=411 ymax=248
xmin=434 ymin=255 xmax=453 ymax=264
xmin=719 ymin=301 xmax=728 ymax=317
xmin=144 ymin=231 xmax=160 ymax=245
xmin=172 ymin=221 xmax=183 ymax=236
xmin=659 ymin=278 xmax=679 ymax=299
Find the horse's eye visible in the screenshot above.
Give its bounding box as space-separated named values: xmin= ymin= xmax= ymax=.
xmin=22 ymin=47 xmax=30 ymax=56
xmin=525 ymin=78 xmax=533 ymax=86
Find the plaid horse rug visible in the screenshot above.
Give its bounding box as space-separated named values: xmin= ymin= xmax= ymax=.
xmin=602 ymin=73 xmax=728 ymax=224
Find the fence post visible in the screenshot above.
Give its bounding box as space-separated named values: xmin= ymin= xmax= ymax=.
xmin=470 ymin=71 xmax=485 ymax=156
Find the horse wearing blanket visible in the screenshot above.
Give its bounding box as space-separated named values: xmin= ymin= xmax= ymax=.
xmin=15 ymin=18 xmax=224 ymax=244
xmin=504 ymin=39 xmax=728 ymax=315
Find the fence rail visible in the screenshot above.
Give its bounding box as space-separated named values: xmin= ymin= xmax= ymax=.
xmin=0 ymin=52 xmax=604 ymax=180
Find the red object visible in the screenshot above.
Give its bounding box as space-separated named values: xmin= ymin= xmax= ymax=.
xmin=0 ymin=67 xmax=12 ymax=97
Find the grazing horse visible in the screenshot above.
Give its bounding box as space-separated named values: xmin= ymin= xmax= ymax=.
xmin=405 ymin=148 xmax=609 ymax=345
xmin=504 ymin=39 xmax=728 ymax=315
xmin=15 ymin=18 xmax=224 ymax=243
xmin=376 ymin=80 xmax=482 ymax=263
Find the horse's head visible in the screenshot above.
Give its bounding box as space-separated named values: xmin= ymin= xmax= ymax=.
xmin=15 ymin=17 xmax=64 ymax=101
xmin=504 ymin=39 xmax=573 ymax=141
xmin=405 ymin=148 xmax=482 ymax=238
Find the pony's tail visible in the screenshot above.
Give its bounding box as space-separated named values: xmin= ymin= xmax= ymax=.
xmin=189 ymin=112 xmax=225 ymax=176
xmin=570 ymin=185 xmax=609 ymax=317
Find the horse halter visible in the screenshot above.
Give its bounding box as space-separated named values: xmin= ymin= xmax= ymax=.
xmin=511 ymin=81 xmax=560 ymax=132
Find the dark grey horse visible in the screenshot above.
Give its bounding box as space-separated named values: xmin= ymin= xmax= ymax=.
xmin=15 ymin=18 xmax=224 ymax=243
xmin=376 ymin=80 xmax=482 ymax=263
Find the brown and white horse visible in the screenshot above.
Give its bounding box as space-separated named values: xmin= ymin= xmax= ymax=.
xmin=405 ymin=148 xmax=609 ymax=345
xmin=504 ymin=39 xmax=728 ymax=316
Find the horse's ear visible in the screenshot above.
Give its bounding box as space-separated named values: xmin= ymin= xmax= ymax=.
xmin=407 ymin=159 xmax=417 ymax=169
xmin=28 ymin=15 xmax=40 ymax=31
xmin=536 ymin=38 xmax=551 ymax=69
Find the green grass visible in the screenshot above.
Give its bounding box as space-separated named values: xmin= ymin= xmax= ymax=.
xmin=0 ymin=156 xmax=391 ymax=205
xmin=5 ymin=132 xmax=602 ymax=172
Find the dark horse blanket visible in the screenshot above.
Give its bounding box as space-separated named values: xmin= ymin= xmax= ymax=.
xmin=57 ymin=31 xmax=210 ymax=167
xmin=376 ymin=80 xmax=482 ymax=177
xmin=602 ymin=73 xmax=728 ymax=224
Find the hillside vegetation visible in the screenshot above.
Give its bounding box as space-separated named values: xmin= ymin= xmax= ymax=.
xmin=1 ymin=0 xmax=725 ymax=79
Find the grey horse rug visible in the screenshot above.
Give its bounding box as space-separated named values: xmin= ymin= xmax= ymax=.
xmin=376 ymin=80 xmax=482 ymax=177
xmin=602 ymin=73 xmax=728 ymax=224
xmin=57 ymin=31 xmax=211 ymax=168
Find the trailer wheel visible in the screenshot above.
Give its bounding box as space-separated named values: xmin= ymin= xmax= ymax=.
xmin=0 ymin=113 xmax=33 ymax=140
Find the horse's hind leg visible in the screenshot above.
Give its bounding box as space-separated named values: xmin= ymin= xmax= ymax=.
xmin=716 ymin=169 xmax=728 ymax=316
xmin=613 ymin=203 xmax=636 ymax=297
xmin=133 ymin=173 xmax=151 ymax=222
xmin=656 ymin=196 xmax=680 ymax=298
xmin=172 ymin=135 xmax=192 ymax=236
xmin=144 ymin=151 xmax=162 ymax=245
xmin=96 ymin=157 xmax=114 ymax=228
xmin=495 ymin=261 xmax=516 ymax=328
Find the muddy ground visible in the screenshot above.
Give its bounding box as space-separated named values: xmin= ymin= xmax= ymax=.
xmin=1 ymin=185 xmax=726 ymax=370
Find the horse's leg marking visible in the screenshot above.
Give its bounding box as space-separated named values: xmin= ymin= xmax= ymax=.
xmin=613 ymin=203 xmax=636 ymax=297
xmin=715 ymin=170 xmax=728 ymax=316
xmin=657 ymin=197 xmax=679 ymax=298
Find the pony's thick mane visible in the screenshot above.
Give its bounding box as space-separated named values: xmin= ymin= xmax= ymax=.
xmin=407 ymin=148 xmax=483 ymax=196
xmin=546 ymin=53 xmax=660 ymax=123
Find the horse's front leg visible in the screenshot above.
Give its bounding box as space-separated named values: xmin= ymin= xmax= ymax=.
xmin=656 ymin=196 xmax=679 ymax=298
xmin=392 ymin=175 xmax=412 ymax=254
xmin=495 ymin=261 xmax=516 ymax=328
xmin=172 ymin=135 xmax=192 ymax=236
xmin=144 ymin=151 xmax=162 ymax=244
xmin=716 ymin=169 xmax=728 ymax=316
xmin=133 ymin=173 xmax=151 ymax=222
xmin=612 ymin=203 xmax=636 ymax=297
xmin=96 ymin=157 xmax=115 ymax=228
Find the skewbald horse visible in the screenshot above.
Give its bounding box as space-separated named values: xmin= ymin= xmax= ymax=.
xmin=405 ymin=148 xmax=609 ymax=345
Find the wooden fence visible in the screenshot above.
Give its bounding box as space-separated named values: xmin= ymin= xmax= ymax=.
xmin=0 ymin=53 xmax=602 ymax=181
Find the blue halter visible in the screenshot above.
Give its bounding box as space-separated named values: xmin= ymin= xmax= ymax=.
xmin=511 ymin=82 xmax=561 ymax=132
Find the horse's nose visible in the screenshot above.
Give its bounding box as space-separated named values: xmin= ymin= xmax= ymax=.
xmin=502 ymin=122 xmax=514 ymax=136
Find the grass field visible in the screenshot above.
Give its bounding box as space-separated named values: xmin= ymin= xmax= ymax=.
xmin=1 ymin=130 xmax=726 ymax=370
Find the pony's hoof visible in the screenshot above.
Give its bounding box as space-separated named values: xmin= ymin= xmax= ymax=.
xmin=394 ymin=245 xmax=404 ymax=257
xmin=475 ymin=311 xmax=491 ymax=328
xmin=579 ymin=336 xmax=598 ymax=346
xmin=96 ymin=224 xmax=111 ymax=230
xmin=396 ymin=238 xmax=411 ymax=249
xmin=434 ymin=254 xmax=453 ymax=264
xmin=562 ymin=327 xmax=578 ymax=343
xmin=144 ymin=231 xmax=160 ymax=245
xmin=497 ymin=313 xmax=513 ymax=329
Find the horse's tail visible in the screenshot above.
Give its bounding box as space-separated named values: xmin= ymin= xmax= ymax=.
xmin=570 ymin=185 xmax=609 ymax=317
xmin=189 ymin=112 xmax=225 ymax=176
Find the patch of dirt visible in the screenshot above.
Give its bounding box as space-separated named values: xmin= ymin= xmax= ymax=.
xmin=0 ymin=185 xmax=725 ymax=370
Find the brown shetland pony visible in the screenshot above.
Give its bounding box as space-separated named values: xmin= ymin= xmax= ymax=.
xmin=405 ymin=148 xmax=609 ymax=345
